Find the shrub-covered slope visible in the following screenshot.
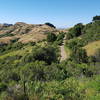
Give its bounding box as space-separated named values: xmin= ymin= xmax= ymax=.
xmin=0 ymin=22 xmax=58 ymax=44
xmin=0 ymin=16 xmax=100 ymax=100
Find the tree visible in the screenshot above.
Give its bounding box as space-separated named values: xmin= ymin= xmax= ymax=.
xmin=56 ymin=32 xmax=64 ymax=41
xmin=22 ymin=46 xmax=58 ymax=64
xmin=74 ymin=23 xmax=84 ymax=36
xmin=70 ymin=48 xmax=88 ymax=63
xmin=45 ymin=22 xmax=56 ymax=28
xmin=67 ymin=23 xmax=84 ymax=39
xmin=93 ymin=15 xmax=100 ymax=21
xmin=47 ymin=33 xmax=57 ymax=42
xmin=66 ymin=38 xmax=84 ymax=52
xmin=33 ymin=46 xmax=58 ymax=64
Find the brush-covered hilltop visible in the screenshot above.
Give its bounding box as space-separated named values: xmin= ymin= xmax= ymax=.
xmin=0 ymin=16 xmax=100 ymax=100
xmin=0 ymin=22 xmax=59 ymax=44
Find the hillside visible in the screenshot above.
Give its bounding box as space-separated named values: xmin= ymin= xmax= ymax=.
xmin=83 ymin=40 xmax=100 ymax=56
xmin=0 ymin=22 xmax=58 ymax=44
xmin=0 ymin=16 xmax=100 ymax=100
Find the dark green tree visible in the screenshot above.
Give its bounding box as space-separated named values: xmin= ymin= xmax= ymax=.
xmin=67 ymin=23 xmax=84 ymax=39
xmin=47 ymin=33 xmax=57 ymax=42
xmin=88 ymin=56 xmax=97 ymax=66
xmin=70 ymin=48 xmax=88 ymax=63
xmin=93 ymin=15 xmax=100 ymax=21
xmin=66 ymin=38 xmax=84 ymax=52
xmin=45 ymin=22 xmax=56 ymax=28
xmin=22 ymin=46 xmax=58 ymax=64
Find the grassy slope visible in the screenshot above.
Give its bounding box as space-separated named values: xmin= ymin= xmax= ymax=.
xmin=0 ymin=45 xmax=33 ymax=60
xmin=64 ymin=39 xmax=100 ymax=59
xmin=64 ymin=45 xmax=71 ymax=59
xmin=0 ymin=41 xmax=47 ymax=60
xmin=83 ymin=40 xmax=100 ymax=56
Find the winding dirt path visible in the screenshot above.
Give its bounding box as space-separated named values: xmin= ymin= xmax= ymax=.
xmin=60 ymin=36 xmax=67 ymax=61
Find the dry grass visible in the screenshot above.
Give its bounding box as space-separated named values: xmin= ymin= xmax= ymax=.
xmin=0 ymin=37 xmax=13 ymax=43
xmin=18 ymin=33 xmax=46 ymax=43
xmin=0 ymin=23 xmax=57 ymax=44
xmin=83 ymin=40 xmax=100 ymax=56
xmin=0 ymin=33 xmax=46 ymax=44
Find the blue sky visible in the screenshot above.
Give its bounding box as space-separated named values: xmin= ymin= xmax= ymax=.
xmin=0 ymin=0 xmax=100 ymax=28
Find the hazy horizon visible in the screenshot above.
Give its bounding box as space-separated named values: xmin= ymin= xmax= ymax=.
xmin=0 ymin=0 xmax=100 ymax=28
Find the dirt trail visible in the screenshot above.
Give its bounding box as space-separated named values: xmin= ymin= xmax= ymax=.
xmin=60 ymin=36 xmax=67 ymax=61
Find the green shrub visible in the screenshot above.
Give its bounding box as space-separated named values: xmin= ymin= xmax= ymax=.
xmin=66 ymin=38 xmax=84 ymax=52
xmin=70 ymin=48 xmax=88 ymax=63
xmin=93 ymin=15 xmax=100 ymax=21
xmin=47 ymin=33 xmax=57 ymax=42
xmin=67 ymin=23 xmax=84 ymax=39
xmin=0 ymin=83 xmax=7 ymax=93
xmin=22 ymin=46 xmax=58 ymax=64
xmin=0 ymin=33 xmax=14 ymax=38
xmin=55 ymin=32 xmax=65 ymax=45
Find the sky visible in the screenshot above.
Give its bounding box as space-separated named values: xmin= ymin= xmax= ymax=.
xmin=0 ymin=0 xmax=100 ymax=28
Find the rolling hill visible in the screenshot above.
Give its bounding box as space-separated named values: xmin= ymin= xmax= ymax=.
xmin=0 ymin=22 xmax=58 ymax=44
